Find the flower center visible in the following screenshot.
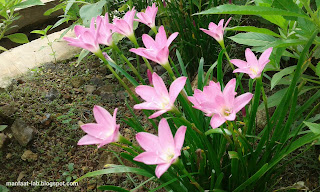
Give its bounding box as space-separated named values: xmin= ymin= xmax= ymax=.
xmin=163 ymin=148 xmax=175 ymax=163
xmin=159 ymin=97 xmax=170 ymax=109
xmin=223 ymin=109 xmax=231 ymax=116
xmin=250 ymin=67 xmax=259 ymax=75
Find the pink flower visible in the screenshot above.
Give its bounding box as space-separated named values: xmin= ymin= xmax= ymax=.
xmin=188 ymin=79 xmax=253 ymax=129
xmin=112 ymin=8 xmax=136 ymax=37
xmin=78 ymin=106 xmax=120 ymax=148
xmin=200 ymin=17 xmax=231 ymax=43
xmin=134 ymin=118 xmax=187 ymax=178
xmin=134 ymin=72 xmax=187 ymax=119
xmin=130 ymin=26 xmax=178 ymax=66
xmin=147 ymin=69 xmax=153 ymax=85
xmin=64 ymin=18 xmax=101 ymax=53
xmin=135 ymin=3 xmax=158 ymax=29
xmin=96 ymin=13 xmax=113 ymax=46
xmin=230 ymin=48 xmax=273 ymax=79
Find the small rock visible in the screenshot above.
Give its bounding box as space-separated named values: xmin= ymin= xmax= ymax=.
xmin=90 ymin=77 xmax=104 ymax=86
xmin=17 ymin=171 xmax=27 ymax=181
xmin=45 ymin=88 xmax=59 ymax=101
xmin=71 ymin=77 xmax=85 ymax=88
xmin=21 ymin=150 xmax=38 ymax=162
xmin=6 ymin=153 xmax=12 ymax=159
xmin=11 ymin=119 xmax=34 ymax=146
xmin=97 ymin=66 xmax=108 ymax=74
xmin=40 ymin=114 xmax=51 ymax=126
xmin=94 ymin=85 xmax=115 ymax=95
xmin=0 ymin=133 xmax=7 ymax=148
xmin=0 ymin=104 xmax=18 ymax=119
xmin=105 ymin=74 xmax=113 ymax=79
xmin=84 ymin=85 xmax=96 ymax=94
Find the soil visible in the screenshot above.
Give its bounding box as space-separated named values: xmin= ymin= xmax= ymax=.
xmin=0 ymin=56 xmax=158 ymax=192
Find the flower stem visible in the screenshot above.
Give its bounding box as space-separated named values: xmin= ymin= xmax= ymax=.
xmin=128 ymin=35 xmax=154 ymax=73
xmin=95 ymin=51 xmax=139 ymax=103
xmin=175 ymin=159 xmax=204 ymax=191
xmin=112 ymin=44 xmax=145 ymax=84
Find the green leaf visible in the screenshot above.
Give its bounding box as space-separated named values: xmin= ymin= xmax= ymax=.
xmin=68 ymin=163 xmax=74 ymax=171
xmin=303 ymin=122 xmax=320 ymax=134
xmin=52 ymin=18 xmax=69 ymax=30
xmin=66 ymin=176 xmax=71 ymax=182
xmin=98 ymin=185 xmax=129 ymax=192
xmin=229 ymin=32 xmax=277 ymax=47
xmin=258 ymin=88 xmax=287 ymax=110
xmin=0 ymin=46 xmax=7 ymax=51
xmin=44 ymin=3 xmax=65 ymax=16
xmin=270 ymin=66 xmax=296 ymax=89
xmin=12 ymin=0 xmax=44 ymax=9
xmin=227 ymin=26 xmax=281 ymax=37
xmin=112 ymin=33 xmax=125 ymax=45
xmin=176 ymin=50 xmax=192 ymax=95
xmin=5 ymin=33 xmax=29 ymax=44
xmin=197 ymin=57 xmax=204 ymax=90
xmin=107 ymin=60 xmax=139 ymax=87
xmin=272 ymin=0 xmax=301 ymax=13
xmin=0 ymin=125 xmax=8 ymax=131
xmin=195 ymin=4 xmax=309 ymax=19
xmin=31 ymin=30 xmax=45 ymax=35
xmin=317 ymin=0 xmax=320 ymax=8
xmin=79 ymin=0 xmax=106 ymax=27
xmin=228 ymin=151 xmax=239 ymax=159
xmin=233 ymin=164 xmax=269 ymax=192
xmin=74 ymin=165 xmax=153 ymax=182
xmin=316 ymin=62 xmax=320 ymax=78
xmin=76 ymin=49 xmax=90 ymax=66
xmin=204 ymin=62 xmax=217 ymax=86
xmin=0 ymin=185 xmax=9 ymax=192
xmin=205 ymin=128 xmax=232 ymax=136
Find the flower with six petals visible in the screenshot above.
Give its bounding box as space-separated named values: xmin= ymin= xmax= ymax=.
xmin=134 ymin=118 xmax=187 ymax=178
xmin=200 ymin=17 xmax=231 ymax=43
xmin=96 ymin=13 xmax=113 ymax=46
xmin=77 ymin=106 xmax=120 ymax=148
xmin=134 ymin=72 xmax=187 ymax=119
xmin=63 ymin=18 xmax=101 ymax=53
xmin=130 ymin=26 xmax=178 ymax=66
xmin=135 ymin=3 xmax=158 ymax=29
xmin=188 ymin=79 xmax=253 ymax=129
xmin=112 ymin=8 xmax=136 ymax=37
xmin=230 ymin=47 xmax=273 ymax=79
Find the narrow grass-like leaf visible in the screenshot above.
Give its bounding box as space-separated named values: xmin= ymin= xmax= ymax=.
xmin=75 ymin=165 xmax=153 ymax=182
xmin=107 ymin=60 xmax=139 ymax=87
xmin=195 ymin=4 xmax=309 ymax=19
xmin=198 ymin=57 xmax=204 ymax=90
xmin=176 ymin=50 xmax=192 ymax=95
xmin=204 ymin=62 xmax=217 ymax=86
xmin=233 ymin=164 xmax=269 ymax=192
xmin=205 ymin=128 xmax=232 ymax=136
xmin=217 ymin=49 xmax=224 ymax=85
xmin=98 ymin=185 xmax=129 ymax=192
xmin=76 ymin=49 xmax=89 ymax=67
xmin=226 ymin=26 xmax=281 ymax=37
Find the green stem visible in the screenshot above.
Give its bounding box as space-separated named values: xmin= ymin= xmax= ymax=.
xmin=118 ymin=135 xmax=143 ymax=153
xmin=163 ymin=62 xmax=177 ymax=80
xmin=247 ymin=77 xmax=262 ymax=135
xmin=175 ymin=159 xmax=204 ymax=191
xmin=95 ymin=50 xmax=139 ymax=103
xmin=128 ymin=34 xmax=154 ymax=73
xmin=112 ymin=44 xmax=145 ymax=84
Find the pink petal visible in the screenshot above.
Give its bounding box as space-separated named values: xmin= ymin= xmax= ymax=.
xmin=223 ymin=78 xmax=236 ymax=107
xmin=155 ymin=47 xmax=169 ymax=65
xmin=152 ymin=73 xmax=169 ymax=97
xmin=210 ymin=114 xmax=226 ymax=129
xmin=169 ymin=76 xmax=187 ymax=105
xmin=80 ymin=123 xmax=110 ymax=139
xmin=155 ymin=26 xmax=167 ymax=44
xmin=174 ymin=126 xmax=187 ymax=150
xmin=135 ymin=85 xmax=157 ymax=101
xmin=134 ymin=152 xmax=166 ymax=165
xmin=134 ymin=102 xmax=160 ymax=110
xmin=130 ymin=48 xmax=150 ymax=59
xmin=77 ymin=135 xmax=102 ymax=145
xmin=136 ymin=132 xmax=160 ymax=151
xmin=230 ymin=59 xmax=248 ymax=68
xmin=74 ymin=25 xmax=87 ymax=37
xmin=148 ymin=109 xmax=168 ymax=119
xmin=259 ymin=47 xmax=273 ymax=67
xmin=224 ymin=17 xmax=232 ymax=30
xmin=155 ymin=163 xmax=171 ymax=178
xmin=166 ymin=32 xmax=179 ymax=47
xmin=245 ymin=48 xmax=259 ymax=68
xmin=158 ymin=119 xmax=175 ymax=151
xmin=233 ymin=93 xmax=253 ymax=113
xmin=208 ymin=22 xmax=218 ymax=31
xmin=233 ymin=68 xmax=252 ymax=75
xmin=93 ymin=106 xmax=113 ymax=126
xmin=218 ymin=19 xmax=224 ymax=27
xmin=142 ymin=34 xmax=157 ymax=49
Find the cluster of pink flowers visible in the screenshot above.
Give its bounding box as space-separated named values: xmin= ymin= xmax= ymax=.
xmin=74 ymin=4 xmax=274 ymax=179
